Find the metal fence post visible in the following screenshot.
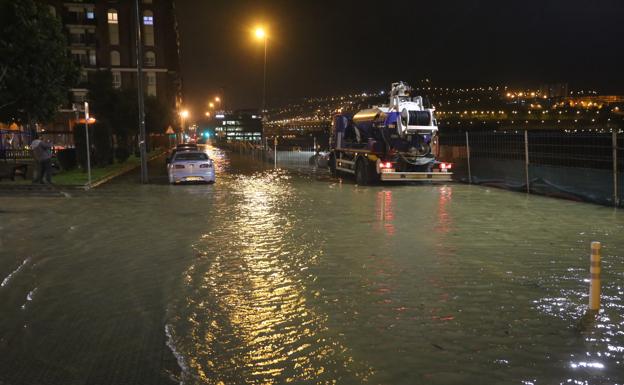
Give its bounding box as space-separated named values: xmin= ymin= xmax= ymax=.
xmin=524 ymin=129 xmax=530 ymax=193
xmin=465 ymin=130 xmax=472 ymax=184
xmin=613 ymin=130 xmax=619 ymax=207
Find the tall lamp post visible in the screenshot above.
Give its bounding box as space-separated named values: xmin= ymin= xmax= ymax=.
xmin=254 ymin=27 xmax=268 ymax=112
xmin=134 ymin=0 xmax=148 ymax=183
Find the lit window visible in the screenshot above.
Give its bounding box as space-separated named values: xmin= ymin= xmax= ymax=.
xmin=86 ymin=11 xmax=95 ymax=20
xmin=107 ymin=10 xmax=118 ymax=24
xmin=143 ymin=11 xmax=154 ymax=46
xmin=108 ymin=9 xmax=119 ymax=45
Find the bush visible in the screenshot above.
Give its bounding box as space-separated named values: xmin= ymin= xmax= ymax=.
xmin=92 ymin=122 xmax=113 ymax=167
xmin=56 ymin=148 xmax=76 ymax=170
xmin=73 ymin=123 xmax=88 ymax=170
xmin=115 ymin=147 xmax=130 ymax=163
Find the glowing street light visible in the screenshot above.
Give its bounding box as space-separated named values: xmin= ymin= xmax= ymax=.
xmin=209 ymin=102 xmax=215 ymax=108
xmin=215 ymin=96 xmax=221 ymax=103
xmin=255 ymin=27 xmax=266 ymax=39
xmin=205 ymin=111 xmax=211 ymax=117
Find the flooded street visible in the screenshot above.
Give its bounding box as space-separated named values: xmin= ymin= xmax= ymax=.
xmin=1 ymin=146 xmax=623 ymax=385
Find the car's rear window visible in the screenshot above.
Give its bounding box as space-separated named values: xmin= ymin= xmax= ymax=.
xmin=174 ymin=152 xmax=208 ymax=161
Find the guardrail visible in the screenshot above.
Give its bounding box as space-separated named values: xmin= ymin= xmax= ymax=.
xmin=439 ymin=126 xmax=623 ymax=207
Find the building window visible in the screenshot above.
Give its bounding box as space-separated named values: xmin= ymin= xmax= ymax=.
xmin=86 ymin=11 xmax=95 ymax=20
xmin=144 ymin=51 xmax=155 ymax=66
xmin=79 ymin=70 xmax=88 ymax=84
xmin=107 ymin=10 xmax=118 ymax=24
xmin=71 ymin=50 xmax=88 ymax=66
xmin=89 ymin=50 xmax=96 ymax=66
xmin=112 ymin=71 xmax=122 ymax=89
xmin=143 ymin=10 xmax=154 ymax=46
xmin=49 ymin=5 xmax=56 ymax=17
xmin=107 ymin=9 xmax=119 ymax=45
xmin=146 ymin=72 xmax=156 ymax=96
xmin=110 ymin=50 xmax=120 ymax=66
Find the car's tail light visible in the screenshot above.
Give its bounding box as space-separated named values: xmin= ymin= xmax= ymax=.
xmin=174 ymin=164 xmax=185 ymax=169
xmin=380 ymin=162 xmax=393 ymax=169
xmin=440 ymin=162 xmax=452 ymax=170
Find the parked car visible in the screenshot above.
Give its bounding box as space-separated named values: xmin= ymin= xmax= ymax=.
xmin=167 ymin=151 xmax=215 ymax=184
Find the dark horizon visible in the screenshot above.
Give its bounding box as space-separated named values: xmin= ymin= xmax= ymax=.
xmin=176 ymin=0 xmax=624 ymax=112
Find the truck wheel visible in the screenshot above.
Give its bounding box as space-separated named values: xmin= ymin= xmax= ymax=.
xmin=355 ymin=159 xmax=370 ymax=185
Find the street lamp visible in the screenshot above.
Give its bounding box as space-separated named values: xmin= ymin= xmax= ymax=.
xmin=254 ymin=26 xmax=268 ymax=112
xmin=208 ymin=102 xmax=215 ymax=109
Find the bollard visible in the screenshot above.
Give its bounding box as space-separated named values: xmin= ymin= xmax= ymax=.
xmin=589 ymin=241 xmax=601 ymax=312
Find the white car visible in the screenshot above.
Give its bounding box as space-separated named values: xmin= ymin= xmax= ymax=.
xmin=167 ymin=151 xmax=215 ymax=184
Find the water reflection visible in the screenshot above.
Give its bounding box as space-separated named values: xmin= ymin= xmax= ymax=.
xmin=375 ymin=190 xmax=395 ymax=236
xmin=170 ymin=169 xmax=372 ymax=384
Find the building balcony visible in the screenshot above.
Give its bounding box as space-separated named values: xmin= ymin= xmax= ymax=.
xmin=68 ymin=36 xmax=97 ymax=47
xmin=63 ymin=14 xmax=97 ymax=26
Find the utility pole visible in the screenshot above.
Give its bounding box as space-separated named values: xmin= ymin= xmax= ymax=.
xmin=135 ymin=0 xmax=148 ymax=183
xmin=84 ymin=102 xmax=92 ymax=186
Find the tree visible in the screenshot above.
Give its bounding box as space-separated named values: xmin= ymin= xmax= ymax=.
xmin=0 ymin=0 xmax=78 ymax=130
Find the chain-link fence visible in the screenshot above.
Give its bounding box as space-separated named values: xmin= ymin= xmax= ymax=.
xmin=439 ymin=126 xmax=623 ymax=207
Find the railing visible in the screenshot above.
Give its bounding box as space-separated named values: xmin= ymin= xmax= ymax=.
xmin=439 ymin=126 xmax=623 ymax=207
xmin=1 ymin=149 xmax=32 ymax=161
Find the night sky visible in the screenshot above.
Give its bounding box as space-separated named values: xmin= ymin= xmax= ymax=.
xmin=176 ymin=0 xmax=624 ymax=112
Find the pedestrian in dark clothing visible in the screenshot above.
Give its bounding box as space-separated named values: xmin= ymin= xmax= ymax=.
xmin=31 ymin=135 xmax=53 ymax=184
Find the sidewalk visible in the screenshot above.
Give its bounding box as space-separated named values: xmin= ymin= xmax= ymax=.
xmin=0 ymin=150 xmax=165 ymax=196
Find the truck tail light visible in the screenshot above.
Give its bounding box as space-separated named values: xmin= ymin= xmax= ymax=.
xmin=174 ymin=164 xmax=185 ymax=169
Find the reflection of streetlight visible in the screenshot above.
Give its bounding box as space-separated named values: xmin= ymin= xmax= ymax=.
xmin=180 ymin=109 xmax=189 ymax=143
xmin=254 ymin=26 xmax=268 ymax=112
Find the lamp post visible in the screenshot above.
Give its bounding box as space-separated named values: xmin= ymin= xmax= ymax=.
xmin=254 ymin=27 xmax=268 ymax=112
xmin=84 ymin=101 xmax=92 ymax=186
xmin=134 ymin=0 xmax=148 ymax=183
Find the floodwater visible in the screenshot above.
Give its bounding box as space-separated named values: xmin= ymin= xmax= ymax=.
xmin=1 ymin=146 xmax=623 ymax=385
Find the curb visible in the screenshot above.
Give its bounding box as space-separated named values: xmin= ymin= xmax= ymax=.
xmin=82 ymin=151 xmax=166 ymax=190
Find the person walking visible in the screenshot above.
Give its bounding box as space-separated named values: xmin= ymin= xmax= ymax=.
xmin=31 ymin=134 xmax=53 ymax=184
